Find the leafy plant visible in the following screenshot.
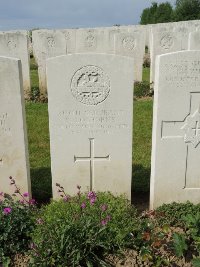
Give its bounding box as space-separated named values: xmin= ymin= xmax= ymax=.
xmin=134 ymin=81 xmax=153 ymax=98
xmin=172 ymin=233 xmax=188 ymax=257
xmin=183 ymin=213 xmax=200 ymax=254
xmin=30 ymin=185 xmax=138 ymax=266
xmin=192 ymin=257 xmax=200 ymax=267
xmin=0 ymin=177 xmax=37 ymax=265
xmin=156 ymin=202 xmax=200 ymax=228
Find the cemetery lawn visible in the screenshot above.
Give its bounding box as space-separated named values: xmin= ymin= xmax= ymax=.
xmin=25 ymin=98 xmax=153 ymax=203
xmin=142 ymin=67 xmax=150 ymax=82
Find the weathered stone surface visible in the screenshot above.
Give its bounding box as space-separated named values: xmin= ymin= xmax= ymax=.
xmin=0 ymin=56 xmax=31 ymax=196
xmin=60 ymin=29 xmax=76 ymax=54
xmin=47 ymin=54 xmax=134 ymax=199
xmin=189 ymin=31 xmax=200 ymax=50
xmin=114 ymin=31 xmax=145 ymax=81
xmin=0 ymin=31 xmax=31 ymax=99
xmin=150 ymin=30 xmax=187 ymax=84
xmin=32 ymin=30 xmax=66 ymax=98
xmin=150 ymin=51 xmax=200 ymax=209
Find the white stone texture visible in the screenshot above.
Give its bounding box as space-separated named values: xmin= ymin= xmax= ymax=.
xmin=114 ymin=31 xmax=145 ymax=81
xmin=150 ymin=30 xmax=188 ymax=84
xmin=47 ymin=54 xmax=134 ymax=199
xmin=32 ymin=30 xmax=66 ymax=97
xmin=189 ymin=31 xmax=200 ymax=50
xmin=60 ymin=29 xmax=76 ymax=54
xmin=0 ymin=56 xmax=31 ymax=196
xmin=0 ymin=31 xmax=31 ymax=99
xmin=75 ymin=26 xmax=130 ymax=54
xmin=150 ymin=51 xmax=200 ymax=209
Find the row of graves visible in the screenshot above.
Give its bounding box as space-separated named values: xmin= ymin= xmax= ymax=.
xmin=1 ymin=21 xmax=200 ymax=209
xmin=2 ymin=20 xmax=200 ymax=99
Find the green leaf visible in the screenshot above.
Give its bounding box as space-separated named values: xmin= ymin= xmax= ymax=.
xmin=172 ymin=233 xmax=188 ymax=257
xmin=192 ymin=258 xmax=200 ymax=267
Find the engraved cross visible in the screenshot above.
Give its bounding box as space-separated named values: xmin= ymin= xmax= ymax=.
xmin=192 ymin=121 xmax=200 ymax=137
xmin=74 ymin=138 xmax=110 ymax=190
xmin=161 ymin=92 xmax=200 ymax=189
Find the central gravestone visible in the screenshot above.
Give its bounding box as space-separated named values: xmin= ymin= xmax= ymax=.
xmin=150 ymin=51 xmax=200 ymax=209
xmin=47 ymin=54 xmax=134 ymax=198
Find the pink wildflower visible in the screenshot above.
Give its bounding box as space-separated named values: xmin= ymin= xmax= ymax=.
xmin=81 ymin=202 xmax=86 ymax=209
xmin=63 ymin=195 xmax=70 ymax=202
xmin=100 ymin=204 xmax=108 ymax=212
xmin=101 ymin=219 xmax=108 ymax=226
xmin=3 ymin=207 xmax=12 ymax=214
xmin=23 ymin=192 xmax=29 ymax=197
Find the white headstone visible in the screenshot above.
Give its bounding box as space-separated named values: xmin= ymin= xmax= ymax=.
xmin=47 ymin=54 xmax=134 ymax=199
xmin=0 ymin=56 xmax=31 ymax=196
xmin=150 ymin=30 xmax=187 ymax=84
xmin=32 ymin=30 xmax=66 ymax=98
xmin=60 ymin=29 xmax=76 ymax=54
xmin=75 ymin=28 xmax=105 ymax=53
xmin=150 ymin=51 xmax=200 ymax=209
xmin=114 ymin=31 xmax=145 ymax=81
xmin=0 ymin=31 xmax=31 ymax=99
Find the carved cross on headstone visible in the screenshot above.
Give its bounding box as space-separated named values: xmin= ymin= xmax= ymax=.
xmin=74 ymin=138 xmax=110 ymax=190
xmin=162 ymin=92 xmax=200 ymax=189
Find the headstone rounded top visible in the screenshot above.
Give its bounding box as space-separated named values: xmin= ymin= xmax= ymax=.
xmin=71 ymin=65 xmax=110 ymax=105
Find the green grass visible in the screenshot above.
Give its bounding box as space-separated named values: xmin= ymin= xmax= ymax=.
xmin=142 ymin=67 xmax=150 ymax=82
xmin=26 ymin=103 xmax=52 ymax=203
xmin=132 ymin=99 xmax=153 ymax=192
xmin=27 ymin=60 xmax=153 ymax=203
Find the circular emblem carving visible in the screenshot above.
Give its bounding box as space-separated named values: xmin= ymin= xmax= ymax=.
xmin=47 ymin=37 xmax=55 ymax=48
xmin=71 ymin=65 xmax=110 ymax=105
xmin=122 ymin=37 xmax=135 ymax=50
xmin=85 ymin=35 xmax=96 ymax=48
xmin=160 ymin=34 xmax=174 ymax=50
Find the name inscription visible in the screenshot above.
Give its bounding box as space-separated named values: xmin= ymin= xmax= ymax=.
xmin=164 ymin=60 xmax=200 ymax=87
xmin=58 ymin=109 xmax=129 ymax=134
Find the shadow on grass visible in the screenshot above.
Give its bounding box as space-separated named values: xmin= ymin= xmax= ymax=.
xmin=31 ymin=167 xmax=52 ymax=205
xmin=132 ymin=164 xmax=150 ymax=212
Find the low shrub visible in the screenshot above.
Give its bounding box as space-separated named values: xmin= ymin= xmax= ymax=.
xmin=156 ymin=202 xmax=200 ymax=227
xmin=30 ymin=185 xmax=138 ymax=266
xmin=0 ymin=177 xmax=37 ymax=266
xmin=134 ymin=81 xmax=153 ymax=98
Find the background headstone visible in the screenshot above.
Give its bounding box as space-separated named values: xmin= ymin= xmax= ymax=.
xmin=0 ymin=31 xmax=31 ymax=99
xmin=32 ymin=29 xmax=66 ymax=98
xmin=150 ymin=51 xmax=200 ymax=208
xmin=114 ymin=31 xmax=145 ymax=81
xmin=47 ymin=54 xmax=134 ymax=199
xmin=150 ymin=30 xmax=187 ymax=84
xmin=0 ymin=56 xmax=31 ymax=196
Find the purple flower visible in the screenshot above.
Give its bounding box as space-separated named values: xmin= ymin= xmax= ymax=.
xmin=63 ymin=195 xmax=70 ymax=202
xmin=3 ymin=207 xmax=12 ymax=214
xmin=101 ymin=219 xmax=108 ymax=226
xmin=23 ymin=192 xmax=29 ymax=197
xmin=29 ymin=199 xmax=36 ymax=205
xmin=100 ymin=204 xmax=108 ymax=212
xmin=81 ymin=202 xmax=86 ymax=209
xmin=0 ymin=192 xmax=4 ymax=197
xmin=87 ymin=191 xmax=97 ymax=205
xmin=19 ymin=199 xmax=25 ymax=204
